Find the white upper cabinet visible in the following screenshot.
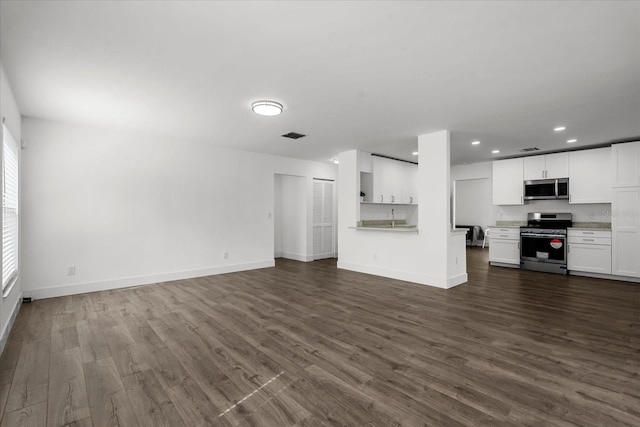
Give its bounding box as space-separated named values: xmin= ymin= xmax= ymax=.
xmin=372 ymin=156 xmax=387 ymax=203
xmin=492 ymin=158 xmax=524 ymax=205
xmin=404 ymin=164 xmax=418 ymax=204
xmin=523 ymin=152 xmax=569 ymax=180
xmin=523 ymin=155 xmax=546 ymax=180
xmin=612 ymin=141 xmax=640 ymax=187
xmin=371 ymin=156 xmax=418 ymax=204
xmin=568 ymin=147 xmax=611 ymax=204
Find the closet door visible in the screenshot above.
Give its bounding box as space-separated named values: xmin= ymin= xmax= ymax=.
xmin=313 ymin=179 xmax=335 ymax=259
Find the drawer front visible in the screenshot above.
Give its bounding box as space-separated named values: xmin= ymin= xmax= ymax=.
xmin=567 ymin=229 xmax=611 ymax=239
xmin=567 ymin=236 xmax=611 ymax=245
xmin=489 ymin=228 xmax=520 ymax=240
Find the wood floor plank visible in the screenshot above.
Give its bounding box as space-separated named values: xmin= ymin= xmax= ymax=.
xmin=1 ymin=401 xmax=47 ymax=427
xmin=0 ymin=369 xmax=14 ymax=421
xmin=83 ymin=358 xmax=138 ymax=427
xmin=4 ymin=339 xmax=50 ymax=413
xmin=165 ymin=377 xmax=232 ymax=427
xmin=76 ymin=319 xmax=111 ymax=364
xmin=47 ymin=348 xmax=91 ymax=427
xmin=121 ymin=369 xmax=185 ymax=427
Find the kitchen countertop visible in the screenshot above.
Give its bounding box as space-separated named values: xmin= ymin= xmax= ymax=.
xmin=570 ymin=222 xmax=611 ymax=229
xmin=352 ymin=219 xmax=418 ymax=232
xmin=495 ymin=221 xmax=526 ymax=227
xmin=350 ymin=226 xmax=418 ymax=233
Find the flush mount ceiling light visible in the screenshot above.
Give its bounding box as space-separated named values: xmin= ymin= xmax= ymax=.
xmin=492 ymin=149 xmax=500 ymax=154
xmin=412 ymin=151 xmax=419 ymax=155
xmin=554 ymin=126 xmax=566 ymax=132
xmin=251 ymin=100 xmax=283 ymax=116
xmin=567 ymin=139 xmax=577 ymax=143
xmin=471 ymin=141 xmax=480 ymax=145
xmin=331 ymin=158 xmax=339 ymax=164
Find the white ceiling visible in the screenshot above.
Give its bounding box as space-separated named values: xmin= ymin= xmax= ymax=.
xmin=1 ymin=1 xmax=639 ymax=165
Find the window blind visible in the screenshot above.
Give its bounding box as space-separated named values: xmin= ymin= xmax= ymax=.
xmin=2 ymin=124 xmax=19 ymax=292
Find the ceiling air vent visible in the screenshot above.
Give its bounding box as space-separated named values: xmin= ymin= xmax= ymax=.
xmin=281 ymin=132 xmax=306 ymax=140
xmin=520 ymin=147 xmax=540 ymax=152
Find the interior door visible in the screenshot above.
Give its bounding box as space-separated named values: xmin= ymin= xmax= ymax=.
xmin=313 ymin=179 xmax=335 ymax=259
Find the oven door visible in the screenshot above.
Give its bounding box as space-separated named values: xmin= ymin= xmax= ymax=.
xmin=520 ymin=232 xmax=567 ymax=264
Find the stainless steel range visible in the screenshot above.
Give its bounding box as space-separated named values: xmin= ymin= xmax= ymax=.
xmin=520 ymin=213 xmax=573 ymax=274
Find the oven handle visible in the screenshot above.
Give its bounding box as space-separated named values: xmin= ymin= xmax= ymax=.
xmin=520 ymin=233 xmax=566 ymax=239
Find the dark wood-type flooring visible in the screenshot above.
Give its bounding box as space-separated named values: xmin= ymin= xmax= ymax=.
xmin=0 ymin=248 xmax=638 ymax=426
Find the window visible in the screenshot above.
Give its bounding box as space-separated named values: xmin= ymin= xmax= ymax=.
xmin=2 ymin=124 xmax=19 ymax=294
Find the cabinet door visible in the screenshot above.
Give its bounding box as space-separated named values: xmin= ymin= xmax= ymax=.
xmin=611 ymin=187 xmax=640 ymax=277
xmin=569 ymin=147 xmax=611 ymax=204
xmin=523 ymin=155 xmax=546 ymax=180
xmin=389 ymin=160 xmax=403 ymax=203
xmin=372 ymin=156 xmax=386 ymax=203
xmin=612 ymin=141 xmax=640 ymax=187
xmin=545 ymin=152 xmax=569 ymax=179
xmin=405 ymin=164 xmax=418 ymax=204
xmin=567 ymin=244 xmax=611 ymax=274
xmin=492 ymin=158 xmax=524 ymax=205
xmin=489 ymin=239 xmax=520 ymax=264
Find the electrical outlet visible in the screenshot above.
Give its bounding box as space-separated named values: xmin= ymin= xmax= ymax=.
xmin=223 ymin=252 xmax=229 ymax=260
xmin=67 ymin=265 xmax=76 ymax=276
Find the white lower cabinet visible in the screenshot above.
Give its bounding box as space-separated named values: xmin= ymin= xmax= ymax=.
xmin=567 ymin=230 xmax=612 ymax=274
xmin=488 ymin=227 xmax=520 ymax=266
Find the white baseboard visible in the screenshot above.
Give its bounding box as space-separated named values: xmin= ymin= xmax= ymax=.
xmin=569 ymin=270 xmax=640 ymax=283
xmin=23 ymin=260 xmax=275 ymax=300
xmin=280 ymin=252 xmax=314 ymax=262
xmin=446 ymin=273 xmax=469 ymax=288
xmin=337 ymin=261 xmax=450 ymax=288
xmin=0 ymin=291 xmax=22 ymax=356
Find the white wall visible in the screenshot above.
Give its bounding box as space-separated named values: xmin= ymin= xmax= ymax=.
xmin=21 ymin=118 xmax=337 ymax=299
xmin=337 ymin=131 xmax=468 ymax=289
xmin=455 ymin=178 xmax=491 ymax=227
xmin=274 ymin=174 xmax=308 ymax=261
xmin=0 ymin=62 xmax=22 ymax=352
xmin=451 ymin=161 xmax=612 ymax=225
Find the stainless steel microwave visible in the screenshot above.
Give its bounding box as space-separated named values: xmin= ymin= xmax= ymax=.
xmin=524 ymin=178 xmax=569 ymax=200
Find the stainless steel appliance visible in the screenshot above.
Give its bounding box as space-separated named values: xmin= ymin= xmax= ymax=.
xmin=524 ymin=178 xmax=569 ymax=200
xmin=520 ymin=213 xmax=573 ymax=274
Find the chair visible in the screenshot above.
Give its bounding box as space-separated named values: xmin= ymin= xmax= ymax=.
xmin=482 ymin=226 xmax=490 ymax=248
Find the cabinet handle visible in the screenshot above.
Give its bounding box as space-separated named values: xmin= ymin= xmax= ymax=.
xmin=568 ymin=245 xmax=570 ymax=253
xmin=380 ymin=195 xmax=383 ymax=202
xmin=391 ymin=195 xmax=395 ymax=203
xmin=409 ymin=196 xmax=413 ymax=204
xmin=583 ymin=238 xmax=595 ymax=242
xmin=582 ymin=231 xmax=594 ymax=235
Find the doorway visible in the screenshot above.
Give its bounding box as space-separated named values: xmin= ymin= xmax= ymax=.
xmin=274 ymin=174 xmax=307 ymax=261
xmin=313 ymin=179 xmax=335 ymax=259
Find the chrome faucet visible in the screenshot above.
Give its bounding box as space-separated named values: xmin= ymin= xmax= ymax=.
xmin=391 ymin=208 xmax=395 ymax=228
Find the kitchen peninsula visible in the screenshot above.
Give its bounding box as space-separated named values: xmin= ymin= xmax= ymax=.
xmin=337 ymin=130 xmax=468 ymax=289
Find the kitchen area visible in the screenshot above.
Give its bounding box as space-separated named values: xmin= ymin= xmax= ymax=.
xmin=337 ymin=130 xmax=468 ymax=289
xmin=453 ymin=140 xmax=640 ymax=283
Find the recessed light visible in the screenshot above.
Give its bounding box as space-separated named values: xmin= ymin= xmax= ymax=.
xmin=412 ymin=151 xmax=419 ymax=156
xmin=567 ymin=139 xmax=577 ymax=143
xmin=251 ymin=100 xmax=283 ymax=116
xmin=554 ymin=126 xmax=566 ymax=132
xmin=331 ymin=158 xmax=339 ymax=164
xmin=471 ymin=141 xmax=480 ymax=145
xmin=492 ymin=150 xmax=500 ymax=154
